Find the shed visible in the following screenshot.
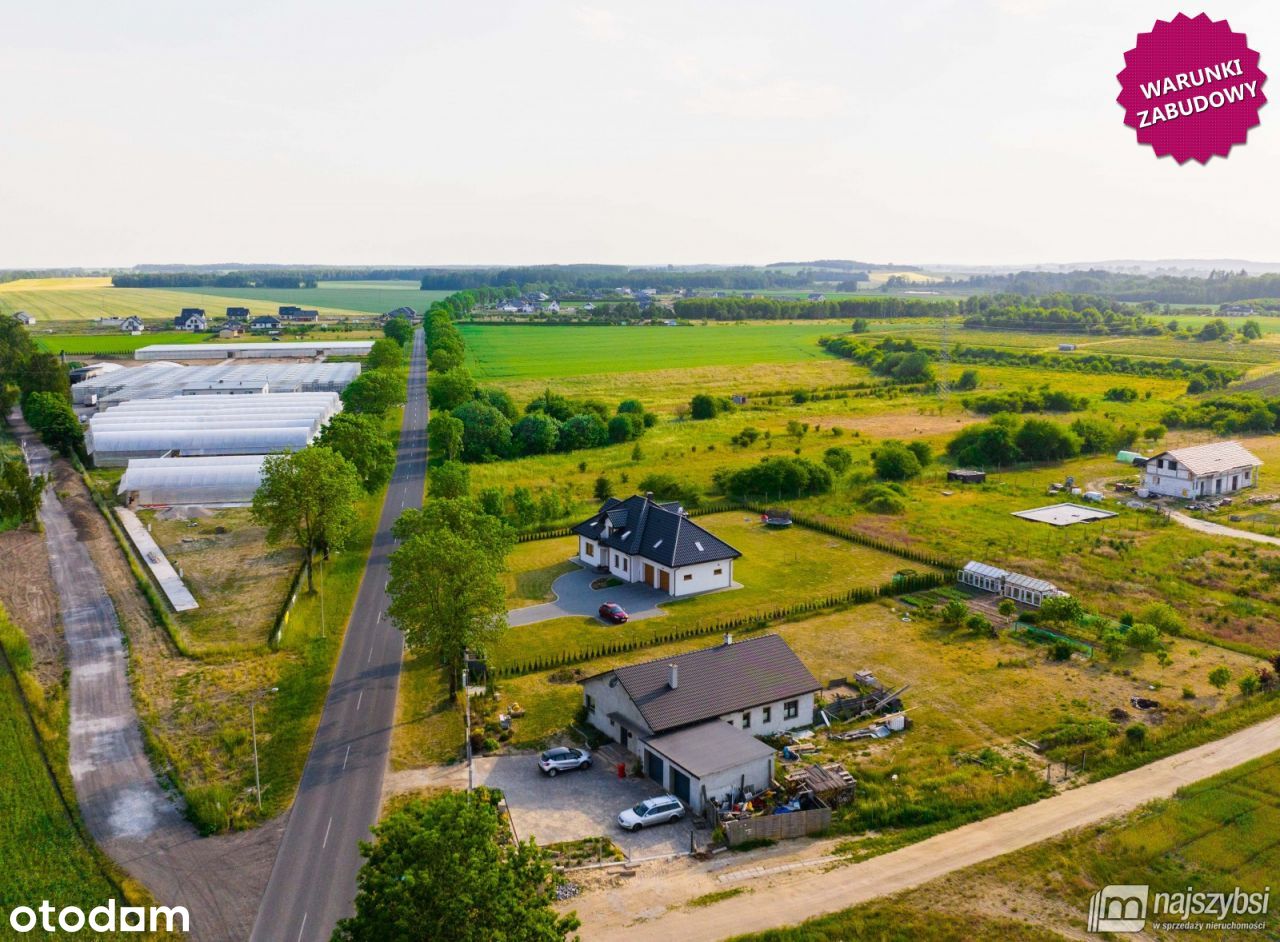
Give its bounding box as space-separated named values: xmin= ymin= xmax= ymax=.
xmin=642 ymin=720 xmax=775 ymax=814
xmin=947 ymin=468 xmax=986 ymax=484
xmin=1116 ymin=450 xmax=1146 ymax=466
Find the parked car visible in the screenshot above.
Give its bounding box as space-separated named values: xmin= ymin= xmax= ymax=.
xmin=617 ymin=795 xmax=684 ymax=832
xmin=538 ymin=747 xmax=592 ymax=776
xmin=599 ymin=602 xmax=629 ymax=624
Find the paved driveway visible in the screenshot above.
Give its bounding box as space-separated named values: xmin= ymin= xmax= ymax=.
xmin=473 ymin=754 xmax=694 ymax=858
xmin=507 ymin=563 xmax=670 ymax=627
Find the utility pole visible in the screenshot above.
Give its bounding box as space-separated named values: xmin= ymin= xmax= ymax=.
xmin=319 ymin=555 xmax=326 ymax=640
xmin=251 ymin=687 xmax=279 ymax=811
xmin=462 ymin=667 xmax=473 ymax=792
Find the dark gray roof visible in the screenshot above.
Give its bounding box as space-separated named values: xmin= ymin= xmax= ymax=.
xmin=645 ymin=720 xmax=775 ymax=778
xmin=587 ymin=634 xmax=819 ymax=733
xmin=571 ymin=494 xmax=740 ymax=568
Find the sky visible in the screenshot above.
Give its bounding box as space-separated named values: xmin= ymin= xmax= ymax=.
xmin=1 ymin=0 xmax=1278 ymax=268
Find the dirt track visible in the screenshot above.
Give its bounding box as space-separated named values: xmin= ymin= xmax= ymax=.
xmin=570 ymin=713 xmax=1280 ymax=940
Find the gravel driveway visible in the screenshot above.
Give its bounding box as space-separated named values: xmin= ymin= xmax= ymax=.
xmin=473 ymin=754 xmax=695 ymax=858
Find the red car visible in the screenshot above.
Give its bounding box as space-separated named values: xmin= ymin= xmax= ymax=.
xmin=599 ymin=602 xmax=629 ymax=624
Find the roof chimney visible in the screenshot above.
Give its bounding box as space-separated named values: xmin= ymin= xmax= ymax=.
xmin=667 ymin=663 xmax=678 ymax=689
xmin=645 ymin=491 xmax=654 ymax=501
xmin=724 ymin=632 xmax=733 ymax=646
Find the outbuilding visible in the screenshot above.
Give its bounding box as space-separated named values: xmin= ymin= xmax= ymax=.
xmin=641 ymin=721 xmax=776 ymax=813
xmin=947 ymin=468 xmax=986 ymax=484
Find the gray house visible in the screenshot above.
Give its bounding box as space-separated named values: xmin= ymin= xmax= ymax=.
xmin=580 ymin=634 xmax=819 ymax=812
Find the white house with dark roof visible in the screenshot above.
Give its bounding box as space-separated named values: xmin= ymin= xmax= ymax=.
xmin=174 ymin=309 xmax=207 ymax=331
xmin=14 ymin=311 xmax=35 ymax=326
xmin=1142 ymin=441 xmax=1262 ymax=499
xmin=572 ymin=493 xmax=740 ymax=597
xmin=580 ymin=633 xmax=818 ymax=811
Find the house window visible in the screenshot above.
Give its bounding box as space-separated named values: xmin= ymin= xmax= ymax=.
xmin=623 ymin=558 xmax=629 ymax=572
xmin=784 ymin=699 xmax=799 ymax=720
xmin=741 ymin=711 xmax=751 ymax=729
xmin=585 ymin=694 xmax=595 ymax=714
xmin=714 ymin=567 xmax=723 ymax=575
xmin=683 ymin=573 xmax=692 ymax=581
xmin=762 ymin=706 xmax=771 ymax=723
xmin=584 ymin=542 xmax=594 ymax=557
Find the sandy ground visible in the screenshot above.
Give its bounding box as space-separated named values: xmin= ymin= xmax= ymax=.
xmin=0 ymin=525 xmax=62 ymax=686
xmin=565 ymin=712 xmax=1280 ymax=940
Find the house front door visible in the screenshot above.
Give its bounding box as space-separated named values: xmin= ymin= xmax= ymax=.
xmin=659 ymin=570 xmax=670 ymax=592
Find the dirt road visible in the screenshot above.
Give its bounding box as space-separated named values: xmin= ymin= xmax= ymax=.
xmin=1169 ymin=510 xmax=1280 ymax=546
xmin=571 ymin=712 xmax=1280 ymax=940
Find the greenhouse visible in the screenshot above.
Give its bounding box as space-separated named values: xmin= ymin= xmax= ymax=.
xmin=134 ymin=340 xmax=374 ymax=360
xmin=72 ymin=361 xmax=361 ymax=405
xmin=118 ymin=455 xmax=267 ymax=506
xmin=87 ymin=392 xmax=342 ymax=466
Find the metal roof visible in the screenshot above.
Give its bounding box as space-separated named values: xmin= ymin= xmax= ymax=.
xmin=585 ymin=634 xmax=819 ymax=734
xmin=962 ymin=561 xmax=1009 ymax=580
xmin=1154 ymin=441 xmax=1262 ymax=476
xmin=644 ymin=721 xmax=776 ymax=779
xmin=1003 ymin=572 xmax=1060 ymax=594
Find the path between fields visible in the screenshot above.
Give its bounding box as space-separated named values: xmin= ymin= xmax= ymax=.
xmin=569 ymin=712 xmax=1280 ymax=940
xmin=14 ymin=409 xmax=282 ymax=942
xmin=1169 ymin=510 xmax=1280 ymax=546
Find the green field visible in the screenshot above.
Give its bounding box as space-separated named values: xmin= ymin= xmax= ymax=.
xmin=33 ymin=331 xmax=272 ymax=355
xmin=176 ymin=281 xmax=451 ymax=315
xmin=460 ymin=322 xmax=843 ymax=381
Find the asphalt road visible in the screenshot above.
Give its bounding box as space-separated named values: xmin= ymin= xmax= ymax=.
xmin=250 ymin=328 xmax=427 ymax=942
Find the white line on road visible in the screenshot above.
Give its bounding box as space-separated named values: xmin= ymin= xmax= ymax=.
xmin=296 ymin=914 xmax=307 ymax=942
xmin=356 ymin=690 xmax=363 ymax=711
xmin=343 ymin=745 xmax=351 ymax=770
xmin=322 ymin=816 xmax=333 ymax=849
xmin=376 ymin=611 xmax=381 ymax=624
xmin=368 ymin=646 xmax=374 ymax=663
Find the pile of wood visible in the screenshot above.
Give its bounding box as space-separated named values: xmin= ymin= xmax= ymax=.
xmin=786 ymin=762 xmax=856 ymax=807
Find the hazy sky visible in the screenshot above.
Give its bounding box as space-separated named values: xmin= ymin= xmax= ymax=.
xmin=2 ymin=0 xmax=1277 ymax=268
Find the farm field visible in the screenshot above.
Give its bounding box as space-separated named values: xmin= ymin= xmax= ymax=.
xmin=762 ymin=748 xmax=1280 ymax=940
xmin=176 ymin=280 xmax=450 ymax=315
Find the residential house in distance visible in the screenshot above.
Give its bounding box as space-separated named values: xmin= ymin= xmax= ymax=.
xmin=1221 ymin=304 xmax=1255 ymax=316
xmin=14 ymin=311 xmax=35 ymax=325
xmin=572 ymin=493 xmax=741 ymax=596
xmin=580 ymin=633 xmax=818 ymax=811
xmin=219 ymin=324 xmax=244 ymax=339
xmin=279 ymin=306 xmax=318 ymax=323
xmin=807 ymin=292 xmax=826 ymax=302
xmin=249 ymin=315 xmax=282 ymax=332
xmin=225 ymin=306 xmax=250 ymax=321
xmin=174 ymin=309 xmax=207 ymax=331
xmin=382 ymin=306 xmax=417 ymax=323
xmin=119 ymin=316 xmax=145 ymax=334
xmin=959 ymin=560 xmax=1067 ymax=608
xmin=1058 ymin=343 xmax=1077 ymax=352
xmin=1142 ymin=441 xmax=1262 ymax=499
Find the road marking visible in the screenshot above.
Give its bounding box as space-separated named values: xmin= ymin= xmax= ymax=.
xmin=296 ymin=914 xmax=307 ymax=942
xmin=376 ymin=611 xmax=381 ymax=624
xmin=356 ymin=690 xmax=363 ymax=710
xmin=368 ymin=646 xmax=374 ymax=663
xmin=322 ymin=816 xmax=333 ymax=849
xmin=343 ymin=745 xmax=351 ymax=770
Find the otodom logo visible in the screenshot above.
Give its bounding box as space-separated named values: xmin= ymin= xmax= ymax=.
xmin=6 ymin=900 xmax=189 ymax=935
xmin=1087 ymin=884 xmax=1149 ymax=933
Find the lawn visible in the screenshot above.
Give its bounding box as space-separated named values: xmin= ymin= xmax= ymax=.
xmin=765 ymin=748 xmax=1280 ymax=940
xmin=493 ymin=512 xmax=926 ymax=669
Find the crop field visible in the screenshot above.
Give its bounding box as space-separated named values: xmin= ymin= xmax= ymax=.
xmin=176 ymin=281 xmax=450 ymax=315
xmin=460 ymin=322 xmax=845 ymax=381
xmin=786 ymin=749 xmax=1280 ymax=940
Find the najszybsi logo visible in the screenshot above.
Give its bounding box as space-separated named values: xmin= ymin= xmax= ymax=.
xmin=1087 ymin=883 xmax=1270 ymax=933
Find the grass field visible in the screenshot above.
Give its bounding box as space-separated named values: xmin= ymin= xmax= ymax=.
xmin=175 ymin=281 xmax=451 ymax=315
xmin=763 ymin=748 xmax=1280 ymax=940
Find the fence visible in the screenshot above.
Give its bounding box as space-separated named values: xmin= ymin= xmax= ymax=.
xmin=515 ymin=500 xmax=738 ymax=543
xmin=269 ymin=560 xmax=309 ymax=649
xmin=492 ymin=569 xmax=946 ymax=677
xmin=723 ymin=806 xmax=831 ymax=846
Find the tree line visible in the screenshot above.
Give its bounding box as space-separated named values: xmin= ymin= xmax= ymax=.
xmin=955 ymin=267 xmax=1280 ymax=305
xmin=419 ymin=264 xmax=828 ymax=292
xmin=673 ymin=296 xmax=952 ymax=321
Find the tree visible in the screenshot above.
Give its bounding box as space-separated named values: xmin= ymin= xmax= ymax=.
xmin=1038 ymin=594 xmax=1084 ymax=627
xmin=690 ymin=394 xmax=719 ymax=420
xmin=454 ymin=401 xmax=512 ymax=461
xmin=525 ymin=389 xmax=574 ymax=422
xmin=955 ymin=369 xmax=980 ymax=391
xmin=593 ymin=476 xmax=613 ymax=500
xmin=559 ymin=413 xmax=608 ymax=451
xmin=389 ymin=526 xmax=507 ymax=699
xmin=997 ymin=598 xmax=1017 ymax=621
xmin=383 ymin=318 xmax=413 ymax=345
xmin=342 ymin=369 xmax=407 ymax=416
xmin=1239 ymin=673 xmax=1261 ymax=697
xmin=1014 ymin=418 xmax=1079 ymax=462
xmin=428 ymin=412 xmax=465 ymax=461
xmin=608 ymin=413 xmax=642 ymax=444
xmin=477 ymin=387 xmax=519 ymax=422
xmin=1208 ymin=666 xmax=1232 ymax=692
xmin=906 ymin=440 xmax=932 ymax=468
xmin=428 ymin=461 xmax=471 ymax=499
xmin=873 ymin=441 xmax=922 ymax=482
xmin=511 ymin=413 xmax=561 ymax=456
xmin=0 ymin=457 xmax=44 ymax=526
xmin=822 ymin=446 xmax=852 ymax=475
xmin=22 ymin=391 xmax=84 ymax=457
xmin=850 ymin=318 xmax=869 ymax=334
xmin=334 ymin=790 xmax=579 ymax=942
xmin=1138 ymin=602 xmax=1184 ymax=636
xmin=427 ymin=368 xmax=477 ymax=411
xmin=316 ymin=413 xmax=395 ymax=492
xmin=1143 ymin=424 xmax=1166 ymax=444
xmin=940 ymin=599 xmax=968 ymax=628
xmin=1125 ymin=724 xmax=1147 ymax=747
xmin=252 ymin=447 xmax=363 ymax=592
xmin=394 ymin=498 xmax=513 ymax=564
xmin=1241 ymin=319 xmax=1263 ymax=340
xmin=366 ymin=337 xmax=404 ymax=371
xmin=947 ymin=419 xmax=1022 ymax=468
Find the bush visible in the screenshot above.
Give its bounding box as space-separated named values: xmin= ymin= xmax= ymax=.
xmin=872 ymin=441 xmax=922 ymax=481
xmin=858 ymin=484 xmax=906 ymax=514
xmin=822 ymin=446 xmax=853 ymax=475
xmin=718 ymin=456 xmax=833 ymax=500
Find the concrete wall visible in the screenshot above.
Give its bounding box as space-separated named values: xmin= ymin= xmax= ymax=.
xmin=670 ymin=558 xmax=733 ymax=597
xmin=719 ymin=693 xmax=815 ymax=738
xmin=581 ymin=675 xmax=650 ymax=754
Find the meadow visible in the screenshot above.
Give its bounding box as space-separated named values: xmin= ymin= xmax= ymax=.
xmin=176 ymin=281 xmax=451 ymax=315
xmin=755 ymin=748 xmax=1280 ymax=940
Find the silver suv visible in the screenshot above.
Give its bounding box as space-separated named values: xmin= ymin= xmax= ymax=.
xmin=538 ymin=747 xmax=592 ymax=777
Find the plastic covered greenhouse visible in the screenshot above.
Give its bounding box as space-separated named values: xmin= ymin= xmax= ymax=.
xmin=118 ymin=455 xmax=267 ymax=506
xmin=72 ymin=361 xmax=360 ymax=405
xmin=134 ymin=340 xmax=373 ymax=360
xmin=87 ymin=392 xmax=342 ymax=466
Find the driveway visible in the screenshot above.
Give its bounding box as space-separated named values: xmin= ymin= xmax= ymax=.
xmin=1170 ymin=510 xmax=1280 ymax=546
xmin=507 ymin=563 xmax=670 ymax=627
xmin=473 ymin=754 xmax=694 ymax=859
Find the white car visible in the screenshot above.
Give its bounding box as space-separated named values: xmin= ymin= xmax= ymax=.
xmin=538 ymin=747 xmax=591 ymax=776
xmin=617 ymin=795 xmax=684 ymax=832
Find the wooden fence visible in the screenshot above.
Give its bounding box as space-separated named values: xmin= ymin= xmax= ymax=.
xmin=723 ymin=806 xmax=831 ymax=846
